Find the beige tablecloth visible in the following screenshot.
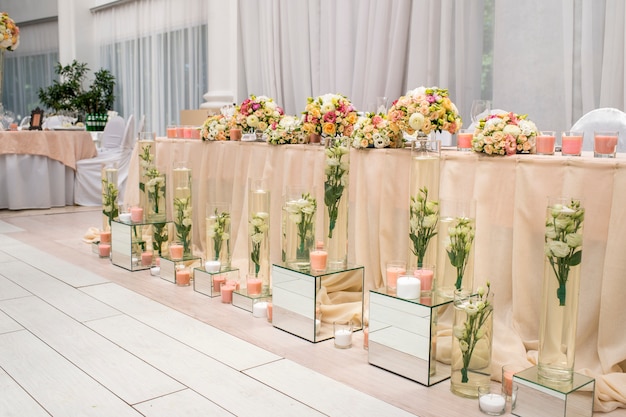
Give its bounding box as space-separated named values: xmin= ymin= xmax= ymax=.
xmin=125 ymin=140 xmax=626 ymax=412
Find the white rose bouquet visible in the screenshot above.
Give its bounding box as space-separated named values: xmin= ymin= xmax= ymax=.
xmin=471 ymin=112 xmax=538 ymax=155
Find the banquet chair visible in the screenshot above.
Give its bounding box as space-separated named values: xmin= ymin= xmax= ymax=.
xmin=98 ymin=115 xmax=126 ymax=151
xmin=570 ymin=107 xmax=626 ymax=152
xmin=74 ymin=115 xmax=135 ymax=206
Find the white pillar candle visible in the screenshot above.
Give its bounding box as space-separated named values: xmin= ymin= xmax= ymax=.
xmin=119 ymin=212 xmax=132 ymax=223
xmin=253 ymin=301 xmax=268 ymax=318
xmin=396 ymin=276 xmax=421 ymax=299
xmin=478 ymin=393 xmax=506 ymax=414
xmin=334 ymin=329 xmax=352 ymax=348
xmin=205 ymin=260 xmax=221 ymax=272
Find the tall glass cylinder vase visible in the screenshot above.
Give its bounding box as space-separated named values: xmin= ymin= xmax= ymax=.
xmin=538 ymin=197 xmax=584 ymax=383
xmin=323 ymin=136 xmax=350 ymax=270
xmin=436 ymin=198 xmax=476 ymax=300
xmin=248 ymin=179 xmax=271 ymax=294
xmin=206 ymin=202 xmax=231 ymax=270
xmin=145 ymin=168 xmax=166 ymax=223
xmin=408 ymin=136 xmax=441 ymax=271
xmin=172 ymin=162 xmax=193 ymax=257
xmin=101 ymin=162 xmax=119 ymax=231
xmin=138 ymin=132 xmax=156 ymax=215
xmin=450 ymin=285 xmax=494 ymax=398
xmin=282 ymin=186 xmax=317 ymax=271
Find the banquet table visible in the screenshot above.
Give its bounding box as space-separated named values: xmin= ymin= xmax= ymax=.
xmin=0 ymin=130 xmax=97 ymax=210
xmin=124 ymin=139 xmax=626 ymax=412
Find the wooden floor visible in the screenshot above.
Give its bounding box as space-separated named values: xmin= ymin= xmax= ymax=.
xmin=0 ymin=207 xmax=623 ymax=417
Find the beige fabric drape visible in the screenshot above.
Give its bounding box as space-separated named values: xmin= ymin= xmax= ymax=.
xmin=125 ymin=140 xmax=626 ymax=412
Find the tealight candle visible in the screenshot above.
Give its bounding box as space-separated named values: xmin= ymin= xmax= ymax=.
xmin=130 ymin=207 xmax=144 ymax=223
xmin=169 ymin=244 xmax=184 ymax=260
xmin=478 ymin=388 xmax=506 ymax=415
xmin=119 ymin=212 xmax=132 ymax=223
xmin=205 ymin=260 xmax=221 ymax=272
xmin=252 ymin=301 xmax=268 ymax=318
xmin=396 ymin=276 xmax=421 ymax=299
xmin=333 ymin=320 xmax=353 ymax=349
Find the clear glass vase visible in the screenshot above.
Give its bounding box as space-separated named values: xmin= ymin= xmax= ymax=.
xmin=323 ymin=136 xmax=349 ymax=270
xmin=138 ymin=132 xmax=156 ymax=216
xmin=248 ymin=178 xmax=271 ymax=294
xmin=436 ymin=198 xmax=476 ymax=300
xmin=282 ymin=186 xmax=317 ymax=271
xmin=206 ymin=202 xmax=231 ymax=270
xmin=145 ymin=169 xmax=166 ymax=223
xmin=408 ymin=135 xmax=441 ymax=270
xmin=450 ymin=286 xmax=494 ymax=398
xmin=172 ymin=162 xmax=192 ymax=256
xmin=101 ymin=162 xmax=119 ymax=231
xmin=538 ymin=197 xmax=584 ymax=383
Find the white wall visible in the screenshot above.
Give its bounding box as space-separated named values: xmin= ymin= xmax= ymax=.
xmin=1 ymin=0 xmax=58 ymax=23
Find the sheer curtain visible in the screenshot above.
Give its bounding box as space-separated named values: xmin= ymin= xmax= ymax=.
xmin=2 ymin=20 xmax=59 ymax=122
xmin=237 ymin=0 xmax=486 ymax=124
xmin=93 ymin=0 xmax=208 ymax=136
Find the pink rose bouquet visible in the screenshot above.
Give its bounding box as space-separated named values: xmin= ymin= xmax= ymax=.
xmin=471 ymin=112 xmax=538 ymax=155
xmin=201 ymin=115 xmax=230 ymax=141
xmin=351 ymin=112 xmax=399 ymax=149
xmin=302 ymin=93 xmax=358 ymax=137
xmin=0 ymin=12 xmax=19 ymax=51
xmin=233 ymin=95 xmax=284 ymax=133
xmin=388 ymin=86 xmax=462 ymax=136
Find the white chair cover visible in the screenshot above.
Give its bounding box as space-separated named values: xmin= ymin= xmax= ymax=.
xmin=74 ymin=115 xmax=135 ymax=206
xmin=99 ymin=115 xmax=126 ymax=150
xmin=571 ymin=107 xmax=626 ymax=152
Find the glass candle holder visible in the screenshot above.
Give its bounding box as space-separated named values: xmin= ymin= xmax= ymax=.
xmin=333 ymin=320 xmax=353 ymax=349
xmin=594 ymin=131 xmax=618 ymax=158
xmin=561 ymin=131 xmax=583 ymax=156
xmin=457 ymin=129 xmax=474 ymax=151
xmin=386 ymin=260 xmax=406 ymax=291
xmin=478 ymin=386 xmax=506 ymax=416
xmin=536 ymin=131 xmax=556 ymax=155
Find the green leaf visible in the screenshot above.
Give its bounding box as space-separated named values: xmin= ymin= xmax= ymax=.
xmin=568 ymin=250 xmax=582 ymax=266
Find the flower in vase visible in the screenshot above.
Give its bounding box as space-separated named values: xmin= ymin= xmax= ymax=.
xmin=0 ymin=13 xmax=20 ymax=52
xmin=145 ymin=167 xmax=165 ymax=217
xmin=101 ymin=177 xmax=119 ymax=228
xmin=249 ymin=212 xmax=269 ymax=276
xmin=324 ymin=142 xmax=349 ymax=238
xmin=544 ymin=200 xmax=584 ymax=306
xmin=454 ymin=283 xmax=493 ymax=383
xmin=207 ymin=208 xmax=231 ymax=261
xmin=409 ymin=187 xmax=439 ymax=267
xmin=350 ymin=112 xmax=398 ymax=149
xmin=285 ymin=193 xmax=317 ymax=258
xmin=152 ymin=222 xmax=169 ymax=257
xmin=232 ymin=95 xmax=284 ymax=134
xmin=471 ymin=112 xmax=539 ymax=155
xmin=302 ymin=93 xmax=358 ymax=137
xmin=445 ymin=217 xmax=475 ymax=291
xmin=174 ymin=197 xmax=192 ymax=254
xmin=388 ymin=86 xmax=462 ymax=137
xmin=200 ymin=114 xmax=230 ymax=141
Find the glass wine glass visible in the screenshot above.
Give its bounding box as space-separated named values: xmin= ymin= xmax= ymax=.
xmin=470 ymin=100 xmax=491 ymax=124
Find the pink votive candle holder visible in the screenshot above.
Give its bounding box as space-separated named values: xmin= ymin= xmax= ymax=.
xmin=98 ymin=243 xmax=111 ymax=258
xmin=176 ymin=269 xmax=191 ymax=286
xmin=130 ymin=207 xmax=144 ymax=223
xmin=414 ymin=265 xmax=435 ymax=295
xmin=594 ymin=131 xmax=619 ymax=158
xmin=220 ymin=281 xmax=236 ymax=303
xmin=169 ymin=244 xmax=184 ymax=260
xmin=246 ymin=276 xmax=263 ymax=295
xmin=457 ymin=129 xmax=473 ymax=151
xmin=386 ymin=260 xmax=406 ymax=291
xmin=166 ymin=125 xmax=177 ymax=138
xmin=561 ymin=131 xmax=583 ymax=156
xmin=535 ymin=131 xmax=556 ymax=155
xmin=213 ymin=275 xmax=226 ymax=294
xmin=99 ymin=230 xmax=111 ymax=244
xmin=141 ymin=251 xmax=153 ymax=266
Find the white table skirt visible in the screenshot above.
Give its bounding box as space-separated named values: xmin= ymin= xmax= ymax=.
xmin=0 ymin=154 xmax=75 ymax=210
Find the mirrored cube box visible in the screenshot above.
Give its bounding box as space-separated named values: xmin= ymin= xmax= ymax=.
xmin=159 ymin=255 xmax=202 ymax=284
xmin=111 ymin=220 xmax=173 ymax=271
xmin=368 ymin=288 xmax=453 ymax=386
xmin=513 ymin=366 xmax=594 ymax=417
xmin=232 ymin=286 xmax=271 ymax=313
xmin=271 ymin=263 xmax=364 ymax=343
xmin=193 ymin=267 xmax=240 ymax=298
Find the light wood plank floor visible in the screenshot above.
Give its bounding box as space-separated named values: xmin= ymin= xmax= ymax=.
xmin=0 ymin=207 xmax=623 ymax=417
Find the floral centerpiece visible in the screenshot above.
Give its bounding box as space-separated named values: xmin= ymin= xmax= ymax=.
xmin=0 ymin=12 xmax=20 ymax=51
xmin=200 ymin=114 xmax=230 ymax=141
xmin=267 ymin=115 xmax=304 ymax=145
xmin=233 ymin=94 xmax=284 ymax=133
xmin=302 ymin=93 xmax=358 ymax=138
xmin=351 ymin=112 xmax=399 ymax=149
xmin=388 ymin=86 xmax=462 ymax=137
xmin=471 ymin=112 xmax=539 ymax=155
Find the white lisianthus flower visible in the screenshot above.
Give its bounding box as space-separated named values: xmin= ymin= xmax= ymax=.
xmin=247 ymin=114 xmax=259 ymax=128
xmin=409 ymin=112 xmax=425 ymax=131
xmin=503 ymin=124 xmax=521 ymax=137
xmin=565 ymin=233 xmax=583 ymax=248
xmin=547 ymin=240 xmax=570 ymax=258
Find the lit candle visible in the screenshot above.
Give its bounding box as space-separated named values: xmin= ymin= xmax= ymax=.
xmin=169 ymin=244 xmax=184 ymax=260
xmin=247 ymin=278 xmax=263 ymax=295
xmin=253 ymin=301 xmax=268 ymax=318
xmin=98 ymin=243 xmax=111 ymax=258
xmin=176 ymin=269 xmax=191 ymax=286
xmin=213 ymin=275 xmax=226 ymax=293
xmin=119 ymin=212 xmax=132 ymax=223
xmin=130 ymin=207 xmax=143 ymax=223
xmin=479 ymin=393 xmax=506 ymax=415
xmin=205 ymin=260 xmax=221 ymax=272
xmin=141 ymin=251 xmax=153 ymax=266
xmin=99 ymin=230 xmax=111 ymax=244
xmin=396 ymin=276 xmax=421 ymax=299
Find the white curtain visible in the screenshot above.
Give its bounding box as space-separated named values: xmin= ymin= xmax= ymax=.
xmin=237 ymin=0 xmax=485 ymax=124
xmin=93 ymin=0 xmax=208 ymax=136
xmin=2 ymin=20 xmax=59 ymax=122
